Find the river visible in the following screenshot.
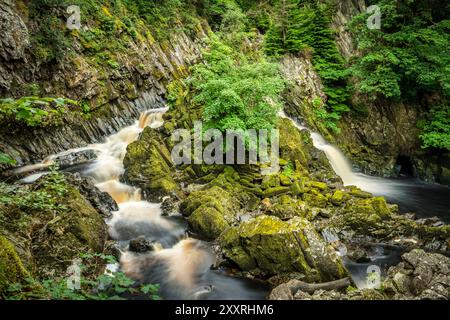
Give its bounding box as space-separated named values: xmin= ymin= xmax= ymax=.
xmin=14 ymin=108 xmax=450 ymax=297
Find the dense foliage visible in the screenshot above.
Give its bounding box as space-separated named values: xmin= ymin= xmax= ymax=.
xmin=189 ymin=35 xmax=285 ymax=133
xmin=349 ymin=0 xmax=450 ymax=150
xmin=6 ymin=253 xmax=160 ymax=300
xmin=263 ymin=0 xmax=350 ymax=132
xmin=0 ymin=97 xmax=82 ymax=127
xmin=419 ymin=105 xmax=450 ymax=151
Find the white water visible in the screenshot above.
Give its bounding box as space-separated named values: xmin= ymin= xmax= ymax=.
xmin=278 ymin=110 xmax=450 ymax=206
xmin=17 ymin=106 xmax=266 ymax=300
xmin=280 ymin=110 xmax=450 ymax=288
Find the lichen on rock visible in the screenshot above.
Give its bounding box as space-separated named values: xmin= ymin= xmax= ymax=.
xmin=219 ymin=215 xmax=347 ymax=282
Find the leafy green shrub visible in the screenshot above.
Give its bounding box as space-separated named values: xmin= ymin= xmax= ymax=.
xmin=0 ymin=97 xmax=79 ymax=127
xmin=419 ymin=104 xmax=450 ymax=151
xmin=189 ymin=35 xmax=285 ymax=133
xmin=29 ymin=1 xmax=72 ymax=63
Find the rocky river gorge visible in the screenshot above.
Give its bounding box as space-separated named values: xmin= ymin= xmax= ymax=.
xmin=0 ymin=0 xmax=449 ymax=301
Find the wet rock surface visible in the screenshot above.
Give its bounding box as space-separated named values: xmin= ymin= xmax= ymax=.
xmin=65 ymin=173 xmax=118 ymax=218
xmin=129 ymin=236 xmax=155 ymax=253
xmin=270 ymin=249 xmax=450 ymax=300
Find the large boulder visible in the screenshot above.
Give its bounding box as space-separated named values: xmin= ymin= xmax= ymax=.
xmin=123 ymin=127 xmax=181 ymax=201
xmin=0 ymin=173 xmax=108 ymax=279
xmin=219 ymin=215 xmax=347 ymax=281
xmin=180 ymin=186 xmax=238 ymax=240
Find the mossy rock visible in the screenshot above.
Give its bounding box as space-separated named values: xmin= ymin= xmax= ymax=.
xmin=279 ymin=174 xmax=292 ymax=186
xmin=180 ymin=186 xmax=237 ymax=240
xmin=279 ymin=118 xmax=310 ymax=174
xmin=331 ymin=190 xmax=345 ymax=206
xmin=31 ymin=184 xmax=108 ymax=278
xmin=0 ymin=175 xmax=108 ymax=280
xmin=0 ymin=236 xmax=29 ymax=296
xmin=188 ymin=207 xmax=230 ymax=240
xmin=290 ymin=178 xmax=308 ymax=196
xmin=303 ymin=193 xmax=328 ymax=208
xmin=269 ymin=196 xmax=312 ymax=220
xmin=123 ymin=127 xmax=181 ymax=200
xmin=309 ymin=181 xmax=328 ymax=191
xmin=262 ymin=175 xmax=280 ymax=190
xmin=263 ymin=186 xmax=290 ymax=198
xmin=347 ymin=186 xmax=372 ymax=198
xmin=219 ymin=215 xmax=347 ymax=281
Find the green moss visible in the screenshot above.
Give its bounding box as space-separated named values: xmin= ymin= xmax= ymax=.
xmin=331 ymin=190 xmax=344 ymax=206
xmin=279 ymin=174 xmax=292 ymax=186
xmin=348 ymin=186 xmax=372 ymax=198
xmin=290 ymin=178 xmax=308 ymax=196
xmin=303 ymin=193 xmax=328 ymax=208
xmin=124 ymin=127 xmax=180 ymax=199
xmin=261 ymin=175 xmax=280 ymax=190
xmin=180 ymin=186 xmax=238 ymax=240
xmin=219 ymin=215 xmax=346 ymax=280
xmin=188 ymin=207 xmax=230 ymax=240
xmin=0 ymin=236 xmax=29 ymax=296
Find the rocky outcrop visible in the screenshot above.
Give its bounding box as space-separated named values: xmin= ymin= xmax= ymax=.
xmin=270 ymin=249 xmax=450 ymax=300
xmin=219 ymin=215 xmax=347 ymax=281
xmin=0 ymin=172 xmax=112 ymax=280
xmin=0 ymin=0 xmax=29 ymax=90
xmin=123 ymin=126 xmax=181 ymax=202
xmin=0 ymin=1 xmax=208 ymax=166
xmin=0 ymin=235 xmax=29 ymax=296
xmin=331 ymin=0 xmax=365 ymax=60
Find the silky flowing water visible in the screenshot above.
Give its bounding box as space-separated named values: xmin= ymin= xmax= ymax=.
xmin=280 ymin=111 xmax=450 ymax=288
xmin=16 ymin=107 xmax=267 ymax=300
xmin=15 ymin=108 xmax=449 ymax=296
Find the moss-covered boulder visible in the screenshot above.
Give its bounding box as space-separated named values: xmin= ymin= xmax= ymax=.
xmin=290 ymin=178 xmax=308 ymax=196
xmin=0 ymin=236 xmax=29 ymax=296
xmin=219 ymin=215 xmax=347 ymax=281
xmin=0 ymin=173 xmax=108 ymax=279
xmin=331 ymin=190 xmax=345 ymax=206
xmin=123 ymin=127 xmax=181 ymax=201
xmin=263 ymin=186 xmax=290 ymax=198
xmin=269 ymin=195 xmax=312 ymax=220
xmin=180 ymin=186 xmax=238 ymax=240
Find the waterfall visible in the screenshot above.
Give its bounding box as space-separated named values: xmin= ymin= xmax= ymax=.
xmin=279 ymin=110 xmax=450 ymax=222
xmin=16 ymin=106 xmax=267 ymax=300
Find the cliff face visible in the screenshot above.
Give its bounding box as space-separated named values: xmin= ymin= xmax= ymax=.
xmin=330 ymin=0 xmax=448 ymax=184
xmin=0 ymin=0 xmax=208 ymax=165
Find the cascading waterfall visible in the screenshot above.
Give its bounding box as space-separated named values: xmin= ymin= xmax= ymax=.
xmin=17 ymin=106 xmax=266 ymax=300
xmin=279 ymin=110 xmax=450 ymax=222
xmin=280 ymin=110 xmax=450 ymax=288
